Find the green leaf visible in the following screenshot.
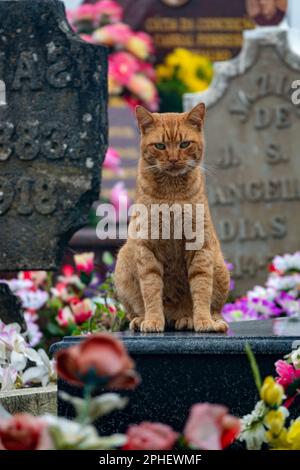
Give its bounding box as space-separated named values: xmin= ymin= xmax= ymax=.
xmin=102 ymin=251 xmax=114 ymax=267
xmin=286 ymin=377 xmax=300 ymax=398
xmin=245 ymin=343 xmax=262 ymax=393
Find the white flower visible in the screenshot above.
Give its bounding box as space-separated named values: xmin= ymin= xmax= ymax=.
xmin=0 ymin=366 xmax=18 ymax=391
xmin=59 ymin=391 xmax=128 ymax=424
xmin=22 ymin=349 xmax=56 ymax=387
xmin=267 ymin=274 xmax=300 ymax=291
xmin=273 ymin=253 xmax=300 ymax=273
xmin=17 ymin=289 xmax=48 ymax=310
xmin=239 ymin=401 xmax=268 ymax=450
xmin=291 ymin=347 xmax=300 ymax=370
xmin=247 ymin=286 xmax=277 ymax=301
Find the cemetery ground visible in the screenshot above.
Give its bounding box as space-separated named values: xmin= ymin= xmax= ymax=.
xmin=0 ymin=0 xmax=300 ymax=456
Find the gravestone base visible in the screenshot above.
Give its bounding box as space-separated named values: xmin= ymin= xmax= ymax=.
xmin=50 ymin=319 xmax=300 ymax=434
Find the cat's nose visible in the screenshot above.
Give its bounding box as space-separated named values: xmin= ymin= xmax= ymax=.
xmin=169 ymin=155 xmax=179 ymax=163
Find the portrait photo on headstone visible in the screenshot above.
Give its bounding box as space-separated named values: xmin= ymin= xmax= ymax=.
xmin=0 ymin=0 xmax=300 ymax=459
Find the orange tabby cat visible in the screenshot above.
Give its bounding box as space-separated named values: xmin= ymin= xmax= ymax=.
xmin=115 ymin=103 xmax=230 ymax=333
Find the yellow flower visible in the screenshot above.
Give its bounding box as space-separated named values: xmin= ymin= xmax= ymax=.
xmin=156 ymin=65 xmax=173 ymax=81
xmin=260 ymin=376 xmax=284 ymax=407
xmin=127 ymin=37 xmax=150 ymax=60
xmin=264 ymin=409 xmax=286 ymax=436
xmin=286 ymin=420 xmax=300 ymax=450
xmin=266 ymin=427 xmax=291 ymax=450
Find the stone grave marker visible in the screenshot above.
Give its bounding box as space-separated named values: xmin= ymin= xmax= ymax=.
xmin=184 ymin=29 xmax=300 ymax=294
xmin=0 ymin=0 xmax=107 ymax=325
xmin=0 ymin=0 xmax=107 ymax=272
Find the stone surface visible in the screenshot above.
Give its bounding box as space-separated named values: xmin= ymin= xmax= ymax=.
xmin=0 ymin=0 xmax=107 ymax=271
xmin=0 ymin=385 xmax=57 ymax=416
xmin=184 ymin=29 xmax=300 ymax=294
xmin=51 ymin=318 xmax=300 ymax=434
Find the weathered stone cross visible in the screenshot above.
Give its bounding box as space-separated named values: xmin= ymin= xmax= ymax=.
xmin=0 ymin=0 xmax=108 ymax=324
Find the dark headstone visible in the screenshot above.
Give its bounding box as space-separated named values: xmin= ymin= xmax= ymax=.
xmin=0 ymin=0 xmax=107 ymax=271
xmin=51 ymin=319 xmax=300 ymax=433
xmin=184 ymin=29 xmax=300 ymax=294
xmin=0 ymin=283 xmax=26 ymax=330
xmin=87 ymin=0 xmax=255 ymax=63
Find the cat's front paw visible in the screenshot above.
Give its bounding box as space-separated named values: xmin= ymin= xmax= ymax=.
xmin=194 ymin=318 xmax=228 ymax=333
xmin=175 ymin=317 xmax=194 ymax=331
xmin=140 ymin=318 xmax=165 ymax=333
xmin=129 ymin=317 xmax=144 ymax=331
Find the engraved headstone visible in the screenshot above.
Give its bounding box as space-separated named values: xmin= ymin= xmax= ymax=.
xmin=184 ymin=29 xmax=300 ymax=294
xmin=0 ymin=0 xmax=107 ymax=271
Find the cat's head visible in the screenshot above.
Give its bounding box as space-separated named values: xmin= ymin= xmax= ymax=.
xmin=136 ymin=103 xmax=205 ymax=177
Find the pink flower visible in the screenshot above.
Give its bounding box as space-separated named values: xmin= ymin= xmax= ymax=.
xmin=127 ymin=74 xmax=159 ymax=110
xmin=19 ymin=271 xmax=47 ymax=288
xmin=184 ymin=403 xmax=241 ymax=450
xmin=123 ymin=422 xmax=179 ymax=450
xmin=57 ymin=307 xmax=75 ymax=328
xmin=72 ymin=4 xmax=96 ymax=22
xmin=70 ymin=298 xmax=93 ymax=325
xmin=80 ymin=34 xmax=95 ymax=44
xmin=62 ymin=265 xmax=75 ymax=277
xmin=94 ymin=0 xmax=123 ymax=23
xmin=93 ymin=23 xmax=132 ymax=47
xmin=0 ymin=414 xmax=52 ymax=450
xmin=104 ymin=147 xmax=121 ymax=174
xmin=275 ymin=360 xmax=300 ymax=389
xmin=56 ymin=333 xmax=139 ymax=389
xmin=126 ymin=32 xmax=154 ymax=60
xmin=110 ymin=182 xmax=130 ymax=219
xmin=109 ymin=51 xmax=139 ymax=86
xmin=74 ymin=252 xmax=95 ymax=275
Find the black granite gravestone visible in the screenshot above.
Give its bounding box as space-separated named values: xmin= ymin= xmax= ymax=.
xmin=0 ymin=0 xmax=107 ymax=324
xmin=51 ymin=319 xmax=300 ymax=433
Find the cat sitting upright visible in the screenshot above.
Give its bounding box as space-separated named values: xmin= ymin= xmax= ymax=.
xmin=115 ymin=103 xmax=230 ymax=333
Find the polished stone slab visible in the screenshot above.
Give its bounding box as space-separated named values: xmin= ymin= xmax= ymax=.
xmin=51 ymin=319 xmax=300 ymax=434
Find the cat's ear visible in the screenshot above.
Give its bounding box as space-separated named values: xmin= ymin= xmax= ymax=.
xmin=186 ymin=103 xmax=206 ymax=130
xmin=135 ymin=106 xmax=154 ymax=132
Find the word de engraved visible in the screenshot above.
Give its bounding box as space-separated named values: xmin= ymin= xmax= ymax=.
xmin=0 ymin=0 xmax=107 ymax=271
xmin=185 ymin=30 xmax=300 ymax=293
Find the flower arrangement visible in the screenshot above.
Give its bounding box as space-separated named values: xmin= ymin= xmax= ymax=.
xmin=1 ymin=252 xmax=128 ymax=353
xmin=68 ymin=0 xmax=158 ymax=111
xmin=239 ymin=345 xmax=300 ymax=450
xmin=1 ymin=332 xmax=300 ymax=450
xmin=0 ymin=320 xmax=56 ymax=391
xmin=0 ymin=333 xmax=240 ymax=450
xmin=222 ymin=252 xmax=300 ymax=322
xmin=156 ymin=48 xmax=213 ymax=112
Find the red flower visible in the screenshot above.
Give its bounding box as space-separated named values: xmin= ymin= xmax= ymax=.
xmin=184 ymin=403 xmax=241 ymax=450
xmin=0 ymin=414 xmax=52 ymax=450
xmin=123 ymin=422 xmax=179 ymax=450
xmin=56 ymin=333 xmax=140 ymax=389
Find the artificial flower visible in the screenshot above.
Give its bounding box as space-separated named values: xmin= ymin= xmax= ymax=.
xmin=183 ymin=403 xmax=241 ymax=450
xmin=74 ymin=252 xmax=95 ymax=275
xmin=0 ymin=412 xmax=53 ymax=450
xmin=103 ymin=147 xmax=121 ymax=174
xmin=260 ymin=376 xmax=284 ymax=407
xmin=70 ymin=298 xmax=94 ymax=325
xmin=123 ymin=422 xmax=178 ymax=450
xmin=56 ymin=333 xmax=140 ymax=389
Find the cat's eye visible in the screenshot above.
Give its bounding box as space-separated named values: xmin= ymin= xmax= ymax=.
xmin=180 ymin=141 xmax=191 ymax=149
xmin=154 ymin=143 xmax=166 ymax=150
